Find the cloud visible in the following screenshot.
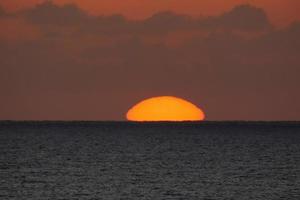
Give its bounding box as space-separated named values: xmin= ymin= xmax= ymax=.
xmin=137 ymin=11 xmax=194 ymax=34
xmin=217 ymin=4 xmax=272 ymax=31
xmin=21 ymin=1 xmax=89 ymax=26
xmin=0 ymin=5 xmax=8 ymax=17
xmin=137 ymin=4 xmax=273 ymax=34
xmin=263 ymin=22 xmax=300 ymax=51
xmin=0 ymin=6 xmax=3 ymax=15
xmin=11 ymin=2 xmax=273 ymax=37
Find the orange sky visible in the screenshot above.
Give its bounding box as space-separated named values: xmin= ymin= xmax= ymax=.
xmin=1 ymin=0 xmax=299 ymax=26
xmin=1 ymin=1 xmax=300 ymax=121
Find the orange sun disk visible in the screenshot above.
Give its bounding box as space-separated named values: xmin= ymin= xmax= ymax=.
xmin=126 ymin=96 xmax=205 ymax=121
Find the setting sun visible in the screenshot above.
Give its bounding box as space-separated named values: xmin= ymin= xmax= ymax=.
xmin=126 ymin=96 xmax=205 ymax=121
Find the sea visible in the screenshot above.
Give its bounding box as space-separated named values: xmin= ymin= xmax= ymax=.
xmin=0 ymin=121 xmax=300 ymax=199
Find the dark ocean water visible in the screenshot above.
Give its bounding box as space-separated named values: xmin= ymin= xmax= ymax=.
xmin=0 ymin=122 xmax=300 ymax=200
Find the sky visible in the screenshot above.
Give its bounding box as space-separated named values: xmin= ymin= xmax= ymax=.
xmin=0 ymin=0 xmax=299 ymax=120
xmin=1 ymin=0 xmax=300 ymax=26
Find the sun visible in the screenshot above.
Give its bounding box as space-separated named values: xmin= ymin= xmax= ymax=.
xmin=126 ymin=96 xmax=205 ymax=121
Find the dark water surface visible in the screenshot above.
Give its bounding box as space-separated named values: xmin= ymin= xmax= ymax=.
xmin=1 ymin=122 xmax=300 ymax=199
